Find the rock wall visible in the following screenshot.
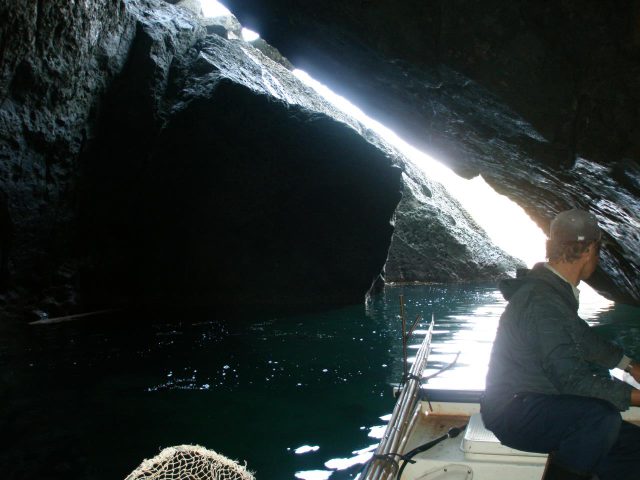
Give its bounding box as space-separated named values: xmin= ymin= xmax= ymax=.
xmin=385 ymin=163 xmax=522 ymax=284
xmin=0 ymin=0 xmax=138 ymax=312
xmin=0 ymin=0 xmax=205 ymax=314
xmin=224 ymin=0 xmax=640 ymax=171
xmin=0 ymin=0 xmax=521 ymax=316
xmin=223 ymin=0 xmax=640 ymax=304
xmin=81 ymin=20 xmax=518 ymax=309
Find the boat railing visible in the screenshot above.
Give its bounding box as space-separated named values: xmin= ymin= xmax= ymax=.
xmin=360 ymin=316 xmax=435 ymax=480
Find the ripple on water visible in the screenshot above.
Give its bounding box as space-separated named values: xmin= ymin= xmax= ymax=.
xmin=0 ymin=283 xmax=636 ymax=480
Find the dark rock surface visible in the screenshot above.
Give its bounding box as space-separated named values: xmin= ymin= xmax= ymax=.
xmin=2 ymin=0 xmax=637 ymax=316
xmin=81 ymin=26 xmax=517 ymax=309
xmin=220 ymin=0 xmax=640 ymax=303
xmin=224 ymin=0 xmax=640 ymax=170
xmin=0 ymin=0 xmax=518 ymax=316
xmin=0 ymin=0 xmax=205 ymax=315
xmin=385 ymin=162 xmax=522 ymax=284
xmin=0 ymin=0 xmax=138 ymax=315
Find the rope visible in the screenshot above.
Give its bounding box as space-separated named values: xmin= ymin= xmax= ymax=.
xmin=403 ymin=373 xmax=422 ymax=383
xmin=395 ymin=425 xmax=467 ymax=480
xmin=359 ymin=424 xmax=468 ymax=480
xmin=421 ymin=351 xmax=461 ymax=412
xmin=422 ymin=351 xmax=461 ymax=382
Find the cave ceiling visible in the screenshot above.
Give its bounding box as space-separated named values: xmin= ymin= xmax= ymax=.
xmin=1 ymin=0 xmax=640 ymax=316
xmin=1 ymin=0 xmax=521 ymax=316
xmin=223 ymin=0 xmax=640 ymax=303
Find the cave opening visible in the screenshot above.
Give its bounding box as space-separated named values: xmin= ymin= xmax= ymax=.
xmin=4 ymin=1 xmax=640 ymax=479
xmin=200 ymin=0 xmax=612 ymax=312
xmin=291 ymin=69 xmax=613 ymax=316
xmin=202 ymin=0 xmax=259 ymax=41
xmin=201 ymin=0 xmax=230 ymax=17
xmin=202 ymin=1 xmax=540 ymax=263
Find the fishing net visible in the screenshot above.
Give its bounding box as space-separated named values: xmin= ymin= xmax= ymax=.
xmin=125 ymin=444 xmax=255 ymax=480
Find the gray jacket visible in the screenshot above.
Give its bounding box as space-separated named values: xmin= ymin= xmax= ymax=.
xmin=481 ymin=263 xmax=632 ymax=426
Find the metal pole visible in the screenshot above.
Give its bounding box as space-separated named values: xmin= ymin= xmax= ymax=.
xmin=400 ymin=294 xmax=407 ymax=382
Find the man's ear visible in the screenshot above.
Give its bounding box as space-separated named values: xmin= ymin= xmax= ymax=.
xmin=582 ymin=242 xmax=600 ymax=263
xmin=578 ymin=244 xmax=594 ymax=262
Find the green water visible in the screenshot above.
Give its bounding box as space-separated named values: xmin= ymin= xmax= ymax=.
xmin=1 ymin=284 xmax=638 ymax=480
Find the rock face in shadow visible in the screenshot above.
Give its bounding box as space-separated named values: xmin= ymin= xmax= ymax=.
xmin=2 ymin=0 xmax=633 ymax=315
xmin=0 ymin=0 xmax=140 ymax=311
xmin=224 ymin=0 xmax=640 ymax=170
xmin=0 ymin=0 xmax=206 ymax=313
xmin=81 ymin=23 xmax=518 ymax=309
xmin=85 ymin=79 xmax=403 ymax=307
xmin=222 ymin=0 xmax=640 ymax=304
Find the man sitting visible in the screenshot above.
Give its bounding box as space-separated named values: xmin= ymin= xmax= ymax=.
xmin=481 ymin=209 xmax=640 ymax=480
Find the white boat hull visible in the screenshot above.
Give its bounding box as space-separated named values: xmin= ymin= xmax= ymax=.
xmin=396 ymin=393 xmax=640 ymax=480
xmin=362 ymin=319 xmax=640 ymax=480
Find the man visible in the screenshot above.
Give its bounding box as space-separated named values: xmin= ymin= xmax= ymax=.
xmin=481 ymin=209 xmax=640 ymax=480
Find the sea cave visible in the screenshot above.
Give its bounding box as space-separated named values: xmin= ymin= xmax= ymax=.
xmin=1 ymin=1 xmax=639 ymax=478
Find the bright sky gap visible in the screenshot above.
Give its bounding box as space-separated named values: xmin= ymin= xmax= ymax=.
xmin=241 ymin=27 xmax=260 ymax=42
xmin=201 ymin=0 xmax=231 ymax=17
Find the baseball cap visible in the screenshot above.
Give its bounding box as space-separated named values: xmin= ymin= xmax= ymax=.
xmin=549 ymin=209 xmax=602 ymax=243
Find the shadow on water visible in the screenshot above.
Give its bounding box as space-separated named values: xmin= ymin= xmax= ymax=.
xmin=0 ymin=283 xmax=638 ymax=480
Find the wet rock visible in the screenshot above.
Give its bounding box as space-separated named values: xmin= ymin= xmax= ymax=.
xmin=203 ymin=23 xmax=229 ymax=38
xmin=223 ymin=0 xmax=640 ymax=304
xmin=0 ymin=0 xmax=204 ymax=314
xmin=201 ymin=13 xmax=242 ymax=39
xmin=250 ymin=38 xmax=294 ymax=70
xmin=171 ymin=0 xmax=202 ymax=16
xmin=385 ymin=163 xmax=523 ymax=284
xmin=81 ymin=29 xmax=517 ymax=309
xmin=2 ymin=0 xmax=621 ymax=316
xmin=0 ymin=0 xmax=137 ymax=307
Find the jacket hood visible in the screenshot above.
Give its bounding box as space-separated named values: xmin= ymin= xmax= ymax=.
xmin=498 ymin=262 xmax=578 ymax=309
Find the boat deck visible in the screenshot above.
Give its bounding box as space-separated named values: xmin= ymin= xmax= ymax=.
xmin=400 ymin=401 xmax=640 ymax=480
xmin=401 ymin=401 xmax=546 ymax=480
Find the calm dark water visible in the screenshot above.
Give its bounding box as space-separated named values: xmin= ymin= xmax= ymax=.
xmin=1 ymin=284 xmax=638 ymax=480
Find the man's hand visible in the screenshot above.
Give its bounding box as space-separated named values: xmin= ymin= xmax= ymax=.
xmin=624 ymin=362 xmax=640 ymax=406
xmin=628 ymin=362 xmax=640 ymax=385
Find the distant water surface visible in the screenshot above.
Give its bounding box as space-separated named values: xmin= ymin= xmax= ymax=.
xmin=0 ymin=283 xmax=637 ymax=480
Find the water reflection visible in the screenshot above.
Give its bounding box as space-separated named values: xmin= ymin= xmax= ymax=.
xmin=295 ymin=470 xmax=332 ymax=480
xmin=0 ymin=282 xmax=631 ymax=480
xmin=578 ymin=282 xmax=615 ymax=324
xmin=417 ymin=288 xmax=504 ymax=391
xmin=322 ymin=282 xmax=618 ymax=476
xmin=294 ymin=445 xmax=320 ymax=454
xmin=324 ymin=448 xmax=374 ymax=470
